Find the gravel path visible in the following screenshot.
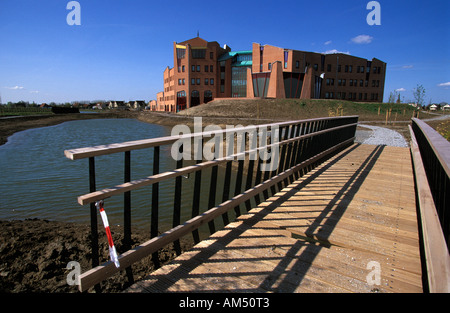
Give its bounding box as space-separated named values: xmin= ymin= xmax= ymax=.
xmin=356 ymin=124 xmax=409 ymax=147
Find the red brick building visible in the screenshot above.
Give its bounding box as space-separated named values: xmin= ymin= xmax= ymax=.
xmin=155 ymin=37 xmax=386 ymax=112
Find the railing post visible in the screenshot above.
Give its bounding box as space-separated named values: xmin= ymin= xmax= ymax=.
xmin=123 ymin=150 xmax=134 ymax=284
xmin=151 ymin=146 xmax=160 ymax=268
xmin=173 ymin=144 xmax=183 ymax=255
xmin=88 ymin=157 xmax=101 ymax=292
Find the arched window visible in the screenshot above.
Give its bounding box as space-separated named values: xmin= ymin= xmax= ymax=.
xmin=177 ymin=90 xmax=186 ymax=112
xmin=204 ymin=90 xmax=213 ymax=103
xmin=191 ymin=90 xmax=200 ymax=107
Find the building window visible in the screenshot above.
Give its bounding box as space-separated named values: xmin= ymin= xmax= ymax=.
xmin=327 ymin=64 xmax=331 ymax=72
xmin=349 ymin=79 xmax=353 ymax=86
xmin=205 ymin=65 xmax=209 ymax=72
xmin=182 ymin=65 xmax=185 ymax=72
xmin=178 ymin=79 xmax=182 ymax=85
xmin=268 ymin=63 xmax=272 ymax=70
xmin=204 ymin=90 xmax=213 ymax=103
xmin=342 ymin=79 xmax=346 ymax=86
xmin=192 ymin=65 xmax=195 ymax=72
xmin=345 ymin=65 xmax=349 ymax=72
xmin=176 ymin=48 xmax=186 ymax=59
xmin=314 ymin=64 xmax=318 ymax=71
xmin=296 ymin=60 xmax=299 ymax=69
xmin=196 ymin=65 xmax=200 ymax=72
xmin=191 ymin=78 xmax=195 ymax=85
xmin=178 ymin=66 xmax=181 ymax=73
xmin=196 ymin=78 xmax=201 ymax=85
xmin=360 ymin=79 xmax=364 ymax=87
xmin=284 ymin=51 xmax=288 ymax=68
xmin=348 ymin=65 xmax=352 ymax=73
xmin=210 ymin=78 xmax=214 ymax=85
xmin=210 ymin=65 xmax=213 ymax=72
xmin=192 ymin=49 xmax=206 ymax=59
xmin=182 ymin=79 xmax=185 ymax=85
xmin=210 ymin=52 xmax=214 ymax=59
xmin=205 ymin=78 xmax=209 ymax=85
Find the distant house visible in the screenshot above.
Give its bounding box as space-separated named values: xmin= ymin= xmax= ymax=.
xmin=94 ymin=103 xmax=107 ymax=109
xmin=108 ymin=101 xmax=126 ymax=109
xmin=39 ymin=103 xmax=50 ymax=108
xmin=430 ymin=104 xmax=438 ymax=111
xmin=443 ymin=104 xmax=450 ymax=111
xmin=127 ymin=100 xmax=146 ymax=110
xmin=148 ymin=100 xmax=157 ymax=110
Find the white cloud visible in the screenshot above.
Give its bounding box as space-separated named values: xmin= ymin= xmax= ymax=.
xmin=29 ymin=90 xmax=39 ymax=94
xmin=402 ymin=65 xmax=413 ymax=69
xmin=324 ymin=40 xmax=332 ymax=45
xmin=323 ymin=49 xmax=350 ymax=55
xmin=351 ymin=35 xmax=373 ymax=44
xmin=4 ymin=85 xmax=24 ymax=90
xmin=396 ymin=88 xmax=406 ymax=92
xmin=438 ymin=82 xmax=450 ymax=87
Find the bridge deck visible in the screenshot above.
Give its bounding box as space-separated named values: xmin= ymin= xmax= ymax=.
xmin=127 ymin=143 xmax=423 ymax=293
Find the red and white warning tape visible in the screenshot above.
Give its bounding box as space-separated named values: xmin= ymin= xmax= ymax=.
xmin=95 ymin=200 xmax=120 ymax=268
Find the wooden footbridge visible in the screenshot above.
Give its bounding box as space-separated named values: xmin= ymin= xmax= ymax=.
xmin=64 ymin=116 xmax=450 ymax=293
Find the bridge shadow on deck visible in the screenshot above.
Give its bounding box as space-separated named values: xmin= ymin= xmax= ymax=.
xmin=131 ymin=144 xmax=386 ymax=292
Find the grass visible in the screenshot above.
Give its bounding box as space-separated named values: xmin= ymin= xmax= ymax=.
xmin=0 ymin=107 xmax=54 ymax=117
xmin=177 ymin=98 xmax=427 ymax=123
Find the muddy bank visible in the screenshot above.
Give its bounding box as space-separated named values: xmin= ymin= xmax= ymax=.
xmin=0 ymin=218 xmax=192 ymax=293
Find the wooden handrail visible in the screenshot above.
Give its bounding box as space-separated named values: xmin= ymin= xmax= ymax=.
xmin=409 ymin=123 xmax=450 ymax=293
xmin=411 ymin=118 xmax=450 ymax=177
xmin=76 ymin=122 xmax=357 ymax=205
xmin=64 ymin=116 xmax=358 ymax=160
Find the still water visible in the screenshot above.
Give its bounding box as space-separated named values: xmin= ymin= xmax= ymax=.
xmin=0 ymin=118 xmax=243 ymax=235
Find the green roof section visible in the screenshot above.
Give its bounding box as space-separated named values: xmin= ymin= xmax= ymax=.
xmin=218 ymin=50 xmax=252 ymax=61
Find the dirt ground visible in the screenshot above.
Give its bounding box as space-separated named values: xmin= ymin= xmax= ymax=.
xmin=0 ymin=219 xmax=191 ymax=293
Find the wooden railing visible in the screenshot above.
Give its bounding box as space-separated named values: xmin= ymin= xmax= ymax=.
xmin=409 ymin=118 xmax=450 ymax=293
xmin=64 ymin=116 xmax=358 ymax=292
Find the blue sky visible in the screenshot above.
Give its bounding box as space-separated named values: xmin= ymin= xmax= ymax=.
xmin=0 ymin=0 xmax=449 ymax=104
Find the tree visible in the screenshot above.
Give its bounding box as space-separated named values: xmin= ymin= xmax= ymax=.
xmin=413 ymin=84 xmax=426 ymax=108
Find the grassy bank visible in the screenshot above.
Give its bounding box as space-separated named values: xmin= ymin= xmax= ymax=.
xmin=177 ymin=98 xmax=428 ymax=122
